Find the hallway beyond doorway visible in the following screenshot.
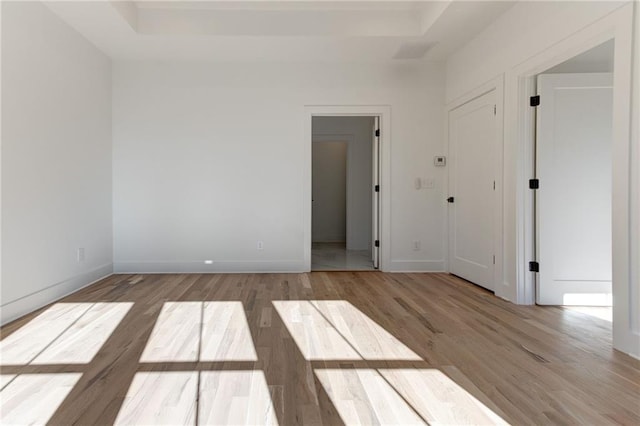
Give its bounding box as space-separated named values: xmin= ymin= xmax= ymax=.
xmin=311 ymin=242 xmax=374 ymax=271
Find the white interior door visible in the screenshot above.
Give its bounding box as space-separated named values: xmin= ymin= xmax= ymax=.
xmin=448 ymin=90 xmax=496 ymax=291
xmin=372 ymin=116 xmax=380 ymax=269
xmin=536 ymin=73 xmax=613 ymax=306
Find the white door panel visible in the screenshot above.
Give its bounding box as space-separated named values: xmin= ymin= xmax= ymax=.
xmin=536 ymin=73 xmax=613 ymax=306
xmin=448 ymin=90 xmax=496 ymax=291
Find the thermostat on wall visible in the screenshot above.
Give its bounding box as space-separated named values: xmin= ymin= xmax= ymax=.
xmin=434 ymin=156 xmax=446 ymax=166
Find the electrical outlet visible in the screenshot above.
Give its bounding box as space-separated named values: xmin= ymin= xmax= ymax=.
xmin=77 ymin=248 xmax=85 ymax=263
xmin=413 ymin=241 xmax=421 ymax=251
xmin=257 ymin=241 xmax=264 ymax=250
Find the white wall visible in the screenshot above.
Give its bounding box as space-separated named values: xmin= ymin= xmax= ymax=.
xmin=311 ymin=141 xmax=347 ymax=243
xmin=313 ymin=116 xmax=374 ymax=250
xmin=445 ymin=1 xmax=639 ymax=357
xmin=446 ymin=1 xmax=626 ymax=103
xmin=1 ymin=1 xmax=113 ymax=324
xmin=544 ymin=39 xmax=614 ymax=74
xmin=113 ymin=61 xmax=446 ymax=273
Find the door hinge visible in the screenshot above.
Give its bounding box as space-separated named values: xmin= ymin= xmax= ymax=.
xmin=493 ymin=181 xmax=496 ymax=190
xmin=529 ymin=178 xmax=539 ymax=189
xmin=530 ymin=95 xmax=540 ymax=107
xmin=493 ymin=255 xmax=496 ymax=265
xmin=374 ymin=240 xmax=380 ymax=247
xmin=374 ymin=184 xmax=380 ymax=192
xmin=529 ymin=261 xmax=539 ymax=272
xmin=493 ymin=105 xmax=496 ymax=115
xmin=375 ymin=129 xmax=380 ymax=137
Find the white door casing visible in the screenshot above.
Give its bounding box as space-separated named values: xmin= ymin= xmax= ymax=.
xmin=304 ymin=106 xmax=389 ymax=272
xmin=448 ymin=90 xmax=497 ymax=291
xmin=536 ymin=73 xmax=613 ymax=306
xmin=372 ymin=116 xmax=380 ymax=269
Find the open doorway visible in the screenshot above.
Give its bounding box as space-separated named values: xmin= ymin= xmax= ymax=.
xmin=533 ymin=40 xmax=614 ymax=316
xmin=311 ymin=116 xmax=379 ymax=271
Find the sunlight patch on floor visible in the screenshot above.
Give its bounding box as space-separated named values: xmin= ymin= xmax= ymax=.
xmin=565 ymin=306 xmax=613 ymax=322
xmin=140 ymin=302 xmax=201 ymax=362
xmin=0 ymin=303 xmax=132 ymax=423
xmin=1 ymin=302 xmax=132 ymax=365
xmin=562 ymin=293 xmax=612 ymax=307
xmin=273 ymin=300 xmax=421 ymax=361
xmin=379 ymin=369 xmax=508 ymax=425
xmin=114 ymin=372 xmax=198 ymax=425
xmin=311 ymin=300 xmax=421 ymax=360
xmin=140 ymin=301 xmax=258 ymax=362
xmin=315 ymin=368 xmax=507 ymax=425
xmin=273 ymin=301 xmax=362 ymax=360
xmin=0 ymin=303 xmax=93 ymax=364
xmin=201 ymin=302 xmax=258 ymax=361
xmin=0 ymin=374 xmax=16 ymax=391
xmin=199 ymin=371 xmax=278 ymax=425
xmin=0 ymin=373 xmax=82 ymax=425
xmin=31 ymin=303 xmax=132 ymax=364
xmin=115 ymin=371 xmax=279 ymax=425
xmin=314 ymin=368 xmax=425 ymax=425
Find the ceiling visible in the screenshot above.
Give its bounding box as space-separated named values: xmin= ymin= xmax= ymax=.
xmin=45 ymin=1 xmax=516 ymax=62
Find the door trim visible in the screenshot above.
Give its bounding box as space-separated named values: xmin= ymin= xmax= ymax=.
xmin=445 ymin=76 xmax=505 ymax=295
xmin=512 ymin=5 xmax=636 ymax=356
xmin=303 ymin=105 xmax=391 ymax=272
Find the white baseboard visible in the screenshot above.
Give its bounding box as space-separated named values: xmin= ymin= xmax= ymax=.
xmin=1 ymin=263 xmax=114 ymax=326
xmin=386 ymin=260 xmax=446 ymax=272
xmin=114 ymin=260 xmax=306 ymax=274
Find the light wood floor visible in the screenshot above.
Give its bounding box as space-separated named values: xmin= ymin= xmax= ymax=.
xmin=1 ymin=272 xmax=638 ymax=425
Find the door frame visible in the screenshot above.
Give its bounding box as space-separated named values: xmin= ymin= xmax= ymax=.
xmin=303 ymin=105 xmax=391 ymax=272
xmin=512 ymin=4 xmax=636 ymax=355
xmin=445 ymin=76 xmax=505 ymax=294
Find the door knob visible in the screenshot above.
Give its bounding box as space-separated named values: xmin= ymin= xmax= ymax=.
xmin=447 ymin=196 xmax=455 ymax=203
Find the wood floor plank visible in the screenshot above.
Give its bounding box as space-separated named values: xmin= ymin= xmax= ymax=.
xmin=0 ymin=374 xmax=16 ymax=391
xmin=201 ymin=302 xmax=258 ymax=361
xmin=0 ymin=272 xmax=637 ymax=425
xmin=314 ymin=368 xmax=426 ymax=425
xmin=0 ymin=303 xmax=93 ymax=365
xmin=272 ymin=300 xmax=361 ymax=361
xmin=32 ymin=302 xmax=132 ymax=365
xmin=378 ymin=368 xmax=508 ymax=425
xmin=140 ymin=301 xmax=202 ymax=362
xmin=199 ymin=370 xmax=278 ymax=425
xmin=0 ymin=373 xmax=82 ymax=425
xmin=309 ymin=300 xmax=422 ymax=360
xmin=114 ymin=371 xmax=198 ymax=425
